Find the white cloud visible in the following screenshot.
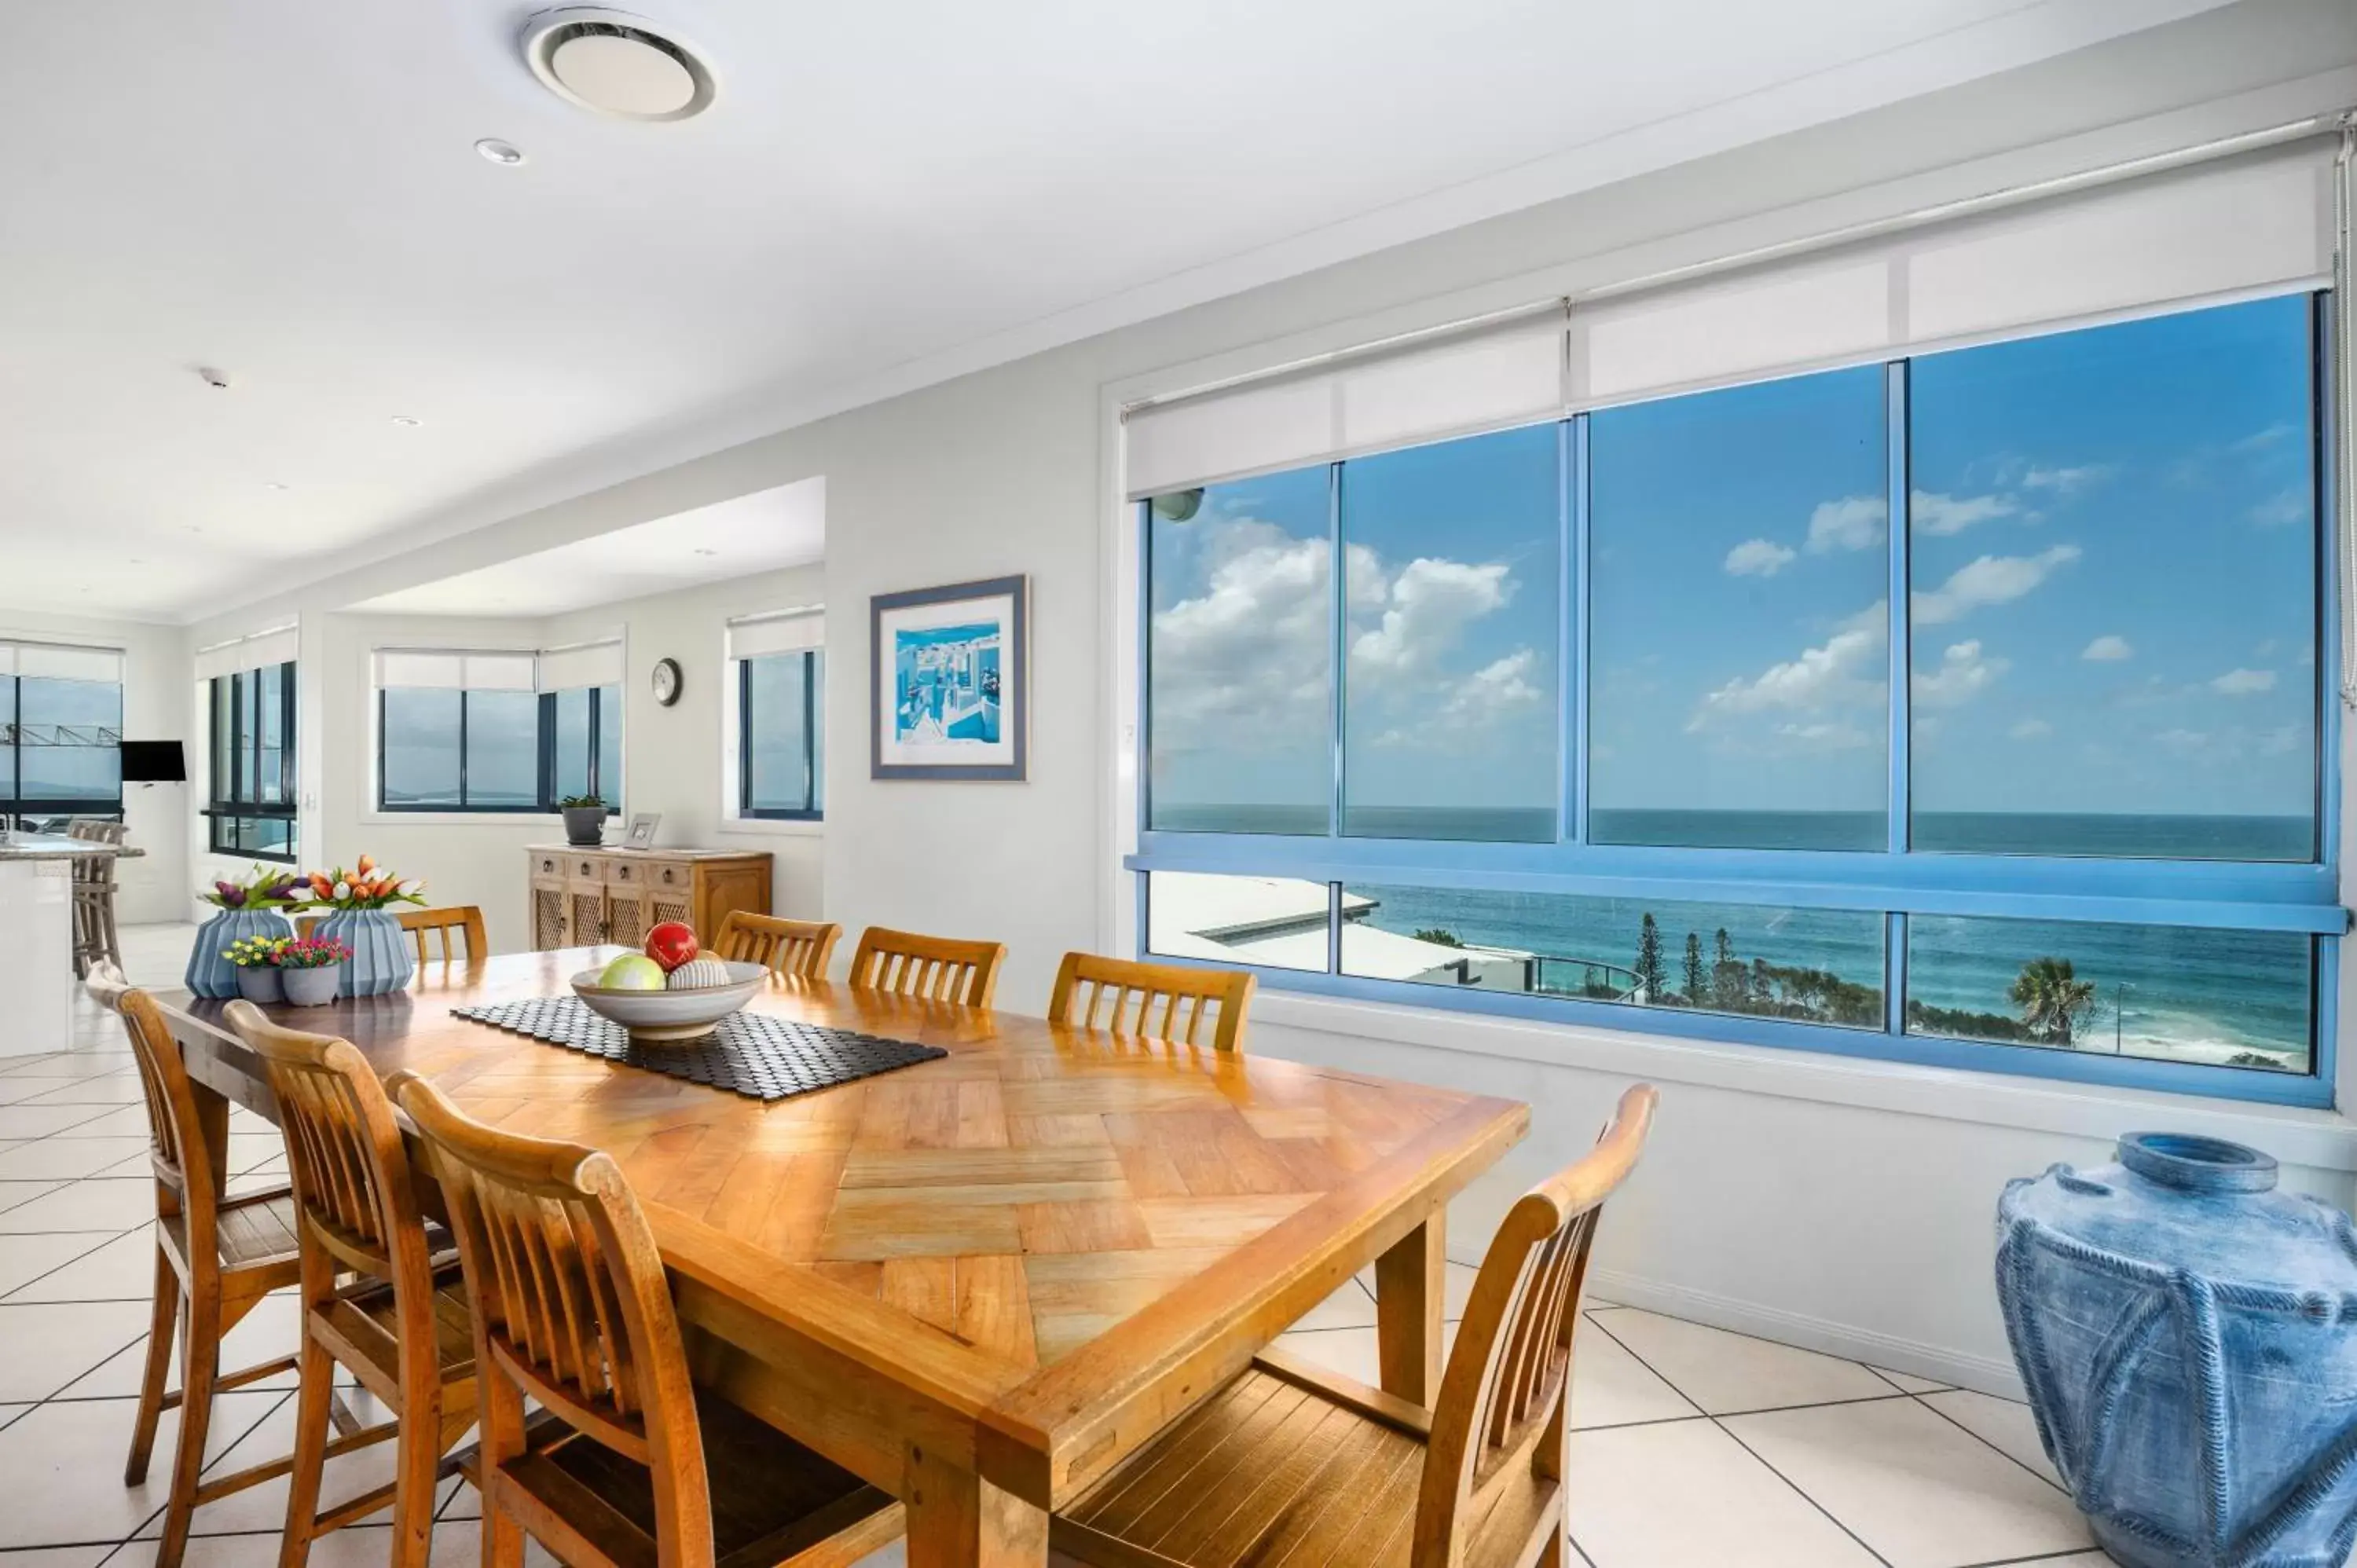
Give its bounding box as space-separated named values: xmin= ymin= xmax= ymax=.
xmin=1772 ymin=720 xmax=1875 ymax=751
xmin=2248 ymin=489 xmax=2308 ymax=528
xmin=1805 ymin=496 xmax=1886 ymax=553
xmin=1723 ymin=538 xmax=1797 ymax=577
xmin=1912 ymin=639 xmax=2008 ymax=709
xmin=1149 ymin=518 xmax=1336 ymax=743
xmin=2023 ymin=464 xmax=2110 ymax=496
xmin=2081 ymin=635 xmax=2133 ymax=662
xmin=2209 ymin=668 xmax=2277 ymax=696
xmin=1912 ymin=545 xmax=2080 ymax=625
xmin=1350 ymin=558 xmax=1515 ymax=674
xmin=1911 ymin=491 xmax=2018 ymax=536
xmin=2009 ymin=718 xmax=2053 ymax=741
xmin=2156 ymin=728 xmax=2212 ymax=757
xmin=1688 ymin=617 xmax=1885 ymax=729
xmin=1440 ymin=649 xmax=1545 ymax=726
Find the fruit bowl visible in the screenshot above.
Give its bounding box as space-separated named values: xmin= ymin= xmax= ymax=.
xmin=569 ymin=961 xmax=767 ymax=1043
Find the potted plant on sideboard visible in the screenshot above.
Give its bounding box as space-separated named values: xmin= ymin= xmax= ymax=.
xmin=301 ymin=856 xmax=427 ymax=997
xmin=559 ymin=794 xmax=607 ymax=848
xmin=185 ymin=866 xmax=306 ymax=998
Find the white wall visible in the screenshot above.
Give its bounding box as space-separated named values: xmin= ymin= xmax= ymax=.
xmin=178 ymin=3 xmax=2357 ymax=1392
xmin=0 ymin=607 xmax=190 ymax=925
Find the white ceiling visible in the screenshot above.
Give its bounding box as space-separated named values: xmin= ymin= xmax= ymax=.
xmin=0 ymin=0 xmax=2232 ymax=623
xmin=350 ymin=478 xmax=823 ymax=617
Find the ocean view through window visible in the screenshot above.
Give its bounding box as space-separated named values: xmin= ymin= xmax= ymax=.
xmin=1134 ymin=292 xmax=2341 ymax=1105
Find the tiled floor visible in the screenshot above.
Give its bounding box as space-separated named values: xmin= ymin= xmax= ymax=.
xmin=0 ymin=927 xmax=2105 ymax=1567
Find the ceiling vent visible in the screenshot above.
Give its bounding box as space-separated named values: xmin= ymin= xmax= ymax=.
xmin=522 ymin=8 xmax=717 ymax=122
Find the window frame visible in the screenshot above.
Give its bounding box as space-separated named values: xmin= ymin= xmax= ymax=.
xmin=537 ymin=685 xmax=622 ymax=813
xmin=1128 ymin=291 xmax=2345 ymax=1108
xmin=205 ymin=660 xmax=299 ymax=861
xmin=375 ymin=686 xmax=545 ymax=815
xmin=736 ymin=650 xmax=823 ymax=822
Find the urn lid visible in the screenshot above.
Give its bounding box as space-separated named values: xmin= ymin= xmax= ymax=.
xmin=2003 ymin=1132 xmax=2357 ymax=1295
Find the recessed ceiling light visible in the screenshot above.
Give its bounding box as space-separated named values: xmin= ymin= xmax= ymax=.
xmin=523 ymin=9 xmax=717 ymax=122
xmin=390 ymin=416 xmax=422 ymax=427
xmin=692 ymin=548 xmax=717 ymax=556
xmin=262 ymin=481 xmax=288 ymax=492
xmin=475 ymin=138 xmax=526 ymax=166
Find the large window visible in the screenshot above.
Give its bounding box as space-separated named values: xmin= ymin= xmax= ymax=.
xmin=376 ymin=648 xmax=620 ymax=813
xmin=207 ymin=660 xmax=297 ymax=860
xmin=739 ymin=652 xmax=823 ymax=819
xmin=2 ymin=641 xmax=123 ymax=829
xmin=1137 ymin=293 xmax=2341 ymax=1105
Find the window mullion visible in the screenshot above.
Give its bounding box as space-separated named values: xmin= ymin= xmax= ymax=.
xmin=458 ymin=690 xmax=471 ymax=810
xmin=1886 ymin=358 xmax=1911 ymax=858
xmin=1568 ymin=414 xmax=1589 ymax=848
xmin=801 ymin=650 xmax=817 ymax=813
xmin=1327 ymin=460 xmax=1343 ymax=840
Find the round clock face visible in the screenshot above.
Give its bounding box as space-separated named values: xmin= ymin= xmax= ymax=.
xmin=651 ymin=658 xmax=682 ymax=706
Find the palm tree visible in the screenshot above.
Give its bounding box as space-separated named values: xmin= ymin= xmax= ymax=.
xmin=2011 ymin=957 xmax=2098 ymax=1046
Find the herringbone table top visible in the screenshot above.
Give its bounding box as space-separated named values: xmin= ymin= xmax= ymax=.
xmin=152 ymin=945 xmax=1527 ymax=1558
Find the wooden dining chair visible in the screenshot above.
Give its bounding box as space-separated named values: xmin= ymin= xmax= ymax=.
xmin=1051 ymin=1084 xmax=1659 ymax=1568
xmin=847 ymin=925 xmax=1005 ymax=1007
xmin=1047 ymin=952 xmax=1256 ymax=1053
xmin=389 ymin=1072 xmax=904 ymax=1568
xmin=399 ymin=904 xmax=488 ymax=965
xmin=89 ymin=966 xmax=310 ymax=1568
xmin=222 ymin=1002 xmax=480 ymax=1568
xmin=712 ymin=911 xmax=841 ymax=980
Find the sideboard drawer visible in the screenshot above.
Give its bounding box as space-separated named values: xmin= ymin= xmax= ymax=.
xmin=607 ymin=857 xmax=641 ymax=888
xmin=533 ymin=852 xmax=565 ymax=879
xmin=645 ymin=860 xmax=692 ymax=894
xmin=567 ymin=854 xmax=607 ymax=883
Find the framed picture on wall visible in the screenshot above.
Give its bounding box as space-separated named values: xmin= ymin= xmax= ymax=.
xmin=870 ymin=575 xmax=1028 ymax=782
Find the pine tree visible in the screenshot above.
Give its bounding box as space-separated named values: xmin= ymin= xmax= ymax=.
xmin=1682 ymin=931 xmax=1706 ymax=1005
xmin=1635 ymin=914 xmax=1666 ymax=1002
xmin=1711 ymin=926 xmax=1745 ymax=1009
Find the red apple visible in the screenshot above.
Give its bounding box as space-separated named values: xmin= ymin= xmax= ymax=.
xmin=645 ymin=921 xmax=699 ymax=973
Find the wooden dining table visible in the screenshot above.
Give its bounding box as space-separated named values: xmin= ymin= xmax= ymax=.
xmin=151 ymin=946 xmax=1528 ymax=1567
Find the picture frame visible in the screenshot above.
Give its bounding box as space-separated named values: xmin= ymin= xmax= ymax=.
xmin=871 ymin=574 xmax=1028 ymax=781
xmin=623 ymin=811 xmax=662 ymax=850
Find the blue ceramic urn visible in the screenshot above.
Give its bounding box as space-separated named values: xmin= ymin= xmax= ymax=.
xmin=313 ymin=907 xmax=416 ymax=998
xmin=1997 ymin=1134 xmax=2357 ymax=1568
xmin=185 ymin=908 xmax=295 ymax=999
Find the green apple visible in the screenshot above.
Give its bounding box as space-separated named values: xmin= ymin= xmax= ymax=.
xmin=598 ymin=953 xmax=666 ymax=991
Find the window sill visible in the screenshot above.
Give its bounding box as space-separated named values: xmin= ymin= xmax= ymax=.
xmin=359 ymin=811 xmax=566 ymax=828
xmin=1250 ymin=988 xmax=2357 ymax=1172
xmin=716 ymin=816 xmax=825 ymax=840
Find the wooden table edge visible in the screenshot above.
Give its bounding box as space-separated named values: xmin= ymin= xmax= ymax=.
xmin=976 ymin=1090 xmax=1529 ymax=1508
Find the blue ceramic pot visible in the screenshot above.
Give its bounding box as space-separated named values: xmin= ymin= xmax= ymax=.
xmin=185 ymin=908 xmax=295 ymax=999
xmin=313 ymin=908 xmax=415 ymax=998
xmin=1998 ymin=1134 xmax=2357 ymax=1568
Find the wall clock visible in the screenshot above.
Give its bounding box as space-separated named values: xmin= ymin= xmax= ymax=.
xmin=650 ymin=657 xmax=683 ymax=707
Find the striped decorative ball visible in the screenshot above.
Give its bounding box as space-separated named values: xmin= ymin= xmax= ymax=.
xmin=665 ymin=957 xmax=734 ymax=990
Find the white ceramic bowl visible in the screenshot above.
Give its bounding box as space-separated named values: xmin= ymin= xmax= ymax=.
xmin=569 ymin=960 xmax=767 ymax=1043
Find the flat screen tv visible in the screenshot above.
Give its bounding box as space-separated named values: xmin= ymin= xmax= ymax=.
xmin=119 ymin=741 xmax=186 ymax=783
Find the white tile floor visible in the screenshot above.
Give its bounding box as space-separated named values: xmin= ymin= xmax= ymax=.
xmin=0 ymin=928 xmax=2106 ymax=1567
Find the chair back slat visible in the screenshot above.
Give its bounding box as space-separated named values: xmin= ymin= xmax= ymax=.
xmin=849 ymin=927 xmax=1005 ymax=1008
xmin=224 ymin=1003 xmax=434 ymax=1295
xmin=394 ymin=1075 xmax=706 ymax=1482
xmin=399 ymin=905 xmax=487 ymax=965
xmin=712 ymin=913 xmax=841 ymax=979
xmin=1047 ymin=953 xmax=1255 ymax=1053
xmin=87 ymin=966 xmax=208 ymax=1214
xmin=1412 ymin=1085 xmax=1656 ymax=1568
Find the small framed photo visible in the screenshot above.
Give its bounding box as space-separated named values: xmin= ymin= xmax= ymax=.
xmin=871 ymin=574 xmax=1028 ymax=781
xmin=623 ymin=811 xmax=662 ymax=851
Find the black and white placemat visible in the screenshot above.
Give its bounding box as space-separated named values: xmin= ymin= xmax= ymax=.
xmin=450 ymin=996 xmax=946 ymax=1101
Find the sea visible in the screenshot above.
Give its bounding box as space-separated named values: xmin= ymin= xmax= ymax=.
xmin=1149 ymin=804 xmax=2318 ymax=1072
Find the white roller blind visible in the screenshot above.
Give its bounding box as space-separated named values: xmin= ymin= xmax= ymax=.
xmin=1127 ymin=139 xmax=2336 ymax=490
xmin=537 ymin=640 xmax=625 ymax=692
xmin=2 ymin=640 xmax=123 ymax=683
xmin=373 ymin=650 xmax=537 ymax=691
xmin=727 ymin=610 xmax=825 ymax=660
xmin=193 ymin=625 xmax=298 ymax=682
xmin=1125 ymin=314 xmax=1565 ymax=499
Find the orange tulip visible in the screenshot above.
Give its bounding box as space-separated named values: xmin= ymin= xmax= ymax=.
xmin=357 ymin=854 xmax=376 ymax=877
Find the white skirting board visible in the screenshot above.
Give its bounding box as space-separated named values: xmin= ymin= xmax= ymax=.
xmin=1582 ymin=1265 xmax=2028 ymax=1401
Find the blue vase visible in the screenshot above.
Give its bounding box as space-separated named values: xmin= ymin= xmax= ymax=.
xmin=1998 ymin=1134 xmax=2357 ymax=1568
xmin=314 ymin=908 xmax=415 ymax=998
xmin=185 ymin=909 xmax=295 ymax=999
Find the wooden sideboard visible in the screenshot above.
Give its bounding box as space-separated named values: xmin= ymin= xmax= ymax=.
xmin=526 ymin=844 xmax=772 ymax=951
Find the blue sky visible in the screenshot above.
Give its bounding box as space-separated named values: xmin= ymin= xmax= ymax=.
xmin=1149 ymin=293 xmax=2319 ymax=845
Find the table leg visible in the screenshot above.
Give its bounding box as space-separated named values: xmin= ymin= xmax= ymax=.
xmin=904 ymin=1443 xmax=1046 ymax=1568
xmin=1375 ymin=1212 xmax=1446 ymax=1405
xmin=191 ymin=1076 xmax=232 ymax=1197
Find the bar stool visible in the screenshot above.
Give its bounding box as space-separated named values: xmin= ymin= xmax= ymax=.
xmin=68 ymin=818 xmax=126 ymax=976
xmin=223 ymin=1002 xmax=479 ymax=1568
